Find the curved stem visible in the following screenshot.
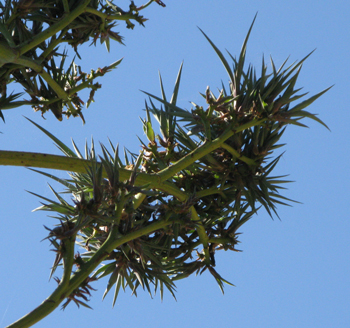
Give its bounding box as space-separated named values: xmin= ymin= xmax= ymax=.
xmin=4 ymin=121 xmax=266 ymax=326
xmin=6 ymin=219 xmax=174 ymax=328
xmin=189 ymin=206 xmax=211 ymax=264
xmin=136 ymin=0 xmax=158 ymax=11
xmin=17 ymin=0 xmax=91 ymax=56
xmin=157 ymin=119 xmax=265 ymax=181
xmin=13 ymin=56 xmax=76 ymax=117
xmin=6 ymin=236 xmax=76 ymax=328
xmin=220 ymin=142 xmax=256 ymax=166
xmin=39 ymin=29 xmax=68 ymax=62
xmin=0 ymin=41 xmax=19 ymax=67
xmin=61 ymin=236 xmax=76 ymax=287
xmin=85 ymin=7 xmax=138 ymax=21
xmin=85 ymin=0 xmax=159 ymax=21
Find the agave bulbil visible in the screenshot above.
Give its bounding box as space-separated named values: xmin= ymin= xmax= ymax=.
xmin=0 ymin=11 xmax=330 ymax=328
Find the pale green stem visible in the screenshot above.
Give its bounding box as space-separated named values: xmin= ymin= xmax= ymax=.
xmin=0 ymin=148 xmax=213 ymax=264
xmin=6 ymin=219 xmax=174 ymax=328
xmin=62 ymin=0 xmax=70 ymax=13
xmin=189 ymin=206 xmax=211 ymax=264
xmin=85 ymin=0 xmax=157 ymax=20
xmin=0 ymin=41 xmax=19 ymax=67
xmin=114 ymin=191 xmax=125 ymax=226
xmin=157 ymin=119 xmax=265 ymax=182
xmin=0 ymin=56 xmax=121 ymax=111
xmin=13 ymin=56 xmax=76 ymax=116
xmin=0 ymin=150 xmax=191 ymax=209
xmin=7 ymin=236 xmax=76 ymax=328
xmin=0 ymin=151 xmax=141 ymax=181
xmin=0 ymin=151 xmax=176 ymax=194
xmin=0 ymin=3 xmax=85 ymax=115
xmin=65 ymin=58 xmax=123 ymax=94
xmin=5 ymin=121 xmax=267 ymax=327
xmin=85 ymin=7 xmax=137 ymax=21
xmin=17 ymin=0 xmax=92 ymax=56
xmin=136 ymin=0 xmax=157 ymax=11
xmin=60 ymin=236 xmax=76 ymax=287
xmin=196 ymin=186 xmax=227 ymax=199
xmin=220 ymin=142 xmax=257 ymax=166
xmin=69 ymin=219 xmax=175 ymax=291
xmin=39 ymin=29 xmax=68 ymax=61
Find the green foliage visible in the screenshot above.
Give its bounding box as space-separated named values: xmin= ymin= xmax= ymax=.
xmin=0 ymin=9 xmax=329 ymax=328
xmin=0 ymin=0 xmax=164 ymax=121
xmin=19 ymin=18 xmax=328 ymax=309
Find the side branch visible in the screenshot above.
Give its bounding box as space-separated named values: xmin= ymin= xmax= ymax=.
xmin=17 ymin=0 xmax=92 ymax=56
xmin=6 ymin=219 xmax=175 ymax=328
xmin=0 ymin=150 xmax=147 ymax=183
xmin=0 ymin=150 xmax=186 ymax=198
xmin=157 ymin=119 xmax=265 ymax=182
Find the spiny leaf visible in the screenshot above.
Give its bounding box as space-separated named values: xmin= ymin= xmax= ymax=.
xmin=170 ymin=62 xmax=183 ymax=106
xmin=287 ymin=86 xmax=332 ymax=130
xmin=198 ymin=27 xmax=234 ymax=85
xmin=25 ymin=117 xmax=76 ymax=157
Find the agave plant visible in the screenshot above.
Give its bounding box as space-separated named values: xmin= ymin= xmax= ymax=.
xmin=1 ymin=16 xmax=330 ymax=328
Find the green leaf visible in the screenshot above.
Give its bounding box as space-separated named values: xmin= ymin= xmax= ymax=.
xmin=112 ymin=275 xmax=123 ymax=307
xmin=25 ymin=117 xmax=77 ymax=157
xmin=170 ymin=62 xmax=183 ymax=106
xmin=146 ymin=121 xmax=155 ymax=142
xmin=287 ymin=86 xmax=332 ymax=130
xmin=103 ymin=268 xmax=120 ymax=300
xmin=198 ymin=27 xmax=234 ymax=85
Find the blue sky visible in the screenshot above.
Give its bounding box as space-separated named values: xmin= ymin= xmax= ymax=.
xmin=1 ymin=0 xmax=349 ymax=327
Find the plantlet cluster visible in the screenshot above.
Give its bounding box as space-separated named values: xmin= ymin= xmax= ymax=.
xmin=0 ymin=0 xmax=163 ymax=121
xmin=0 ymin=3 xmax=329 ymax=328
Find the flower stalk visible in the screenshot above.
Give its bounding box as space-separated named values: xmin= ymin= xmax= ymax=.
xmin=3 ymin=13 xmax=330 ymax=328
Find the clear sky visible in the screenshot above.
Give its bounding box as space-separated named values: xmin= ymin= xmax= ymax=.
xmin=1 ymin=0 xmax=349 ymax=327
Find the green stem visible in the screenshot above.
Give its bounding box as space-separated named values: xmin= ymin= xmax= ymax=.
xmin=66 ymin=58 xmax=123 ymax=95
xmin=68 ymin=219 xmax=175 ymax=292
xmin=196 ymin=185 xmax=227 ymax=199
xmin=158 ymin=119 xmax=265 ymax=182
xmin=189 ymin=206 xmax=211 ymax=264
xmin=85 ymin=7 xmax=138 ymax=21
xmin=220 ymin=142 xmax=256 ymax=166
xmin=5 ymin=121 xmax=267 ymax=326
xmin=0 ymin=150 xmax=173 ymax=192
xmin=62 ymin=0 xmax=70 ymax=13
xmin=39 ymin=29 xmax=68 ymax=61
xmin=6 ymin=236 xmax=76 ymax=328
xmin=6 ymin=219 xmax=174 ymax=328
xmin=17 ymin=0 xmax=91 ymax=56
xmin=4 ymin=124 xmax=269 ymax=327
xmin=114 ymin=191 xmax=125 ymax=226
xmin=136 ymin=0 xmax=157 ymax=11
xmin=13 ymin=56 xmax=76 ymax=117
xmin=0 ymin=151 xmax=193 ymax=211
xmin=60 ymin=236 xmax=76 ymax=287
xmin=0 ymin=41 xmax=19 ymax=67
xmin=0 ymin=150 xmax=141 ymax=180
